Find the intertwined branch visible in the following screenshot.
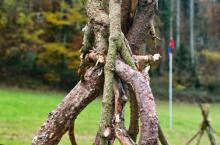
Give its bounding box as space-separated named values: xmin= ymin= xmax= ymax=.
xmin=31 ymin=0 xmax=170 ymax=145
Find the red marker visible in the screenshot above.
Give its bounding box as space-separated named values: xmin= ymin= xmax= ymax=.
xmin=169 ymin=39 xmax=175 ymax=49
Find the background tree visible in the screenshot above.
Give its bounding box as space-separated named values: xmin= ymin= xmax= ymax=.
xmin=0 ymin=0 xmax=219 ymax=101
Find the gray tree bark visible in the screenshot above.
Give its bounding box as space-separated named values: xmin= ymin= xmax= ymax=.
xmin=176 ymin=0 xmax=180 ymax=50
xmin=190 ymin=0 xmax=195 ymax=64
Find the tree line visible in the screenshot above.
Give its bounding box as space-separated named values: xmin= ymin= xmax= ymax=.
xmin=0 ymin=0 xmax=219 ymax=97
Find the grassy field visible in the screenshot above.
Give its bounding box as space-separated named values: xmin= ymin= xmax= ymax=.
xmin=0 ymin=87 xmax=219 ymax=145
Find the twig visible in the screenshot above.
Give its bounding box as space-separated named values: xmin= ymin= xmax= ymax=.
xmin=113 ymin=79 xmax=135 ymax=145
xmin=158 ymin=125 xmax=170 ymax=145
xmin=69 ymin=120 xmax=77 ymax=145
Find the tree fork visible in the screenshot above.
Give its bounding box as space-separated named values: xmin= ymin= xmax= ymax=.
xmin=31 ymin=0 xmax=170 ymax=144
xmin=32 ymin=57 xmax=169 ymax=145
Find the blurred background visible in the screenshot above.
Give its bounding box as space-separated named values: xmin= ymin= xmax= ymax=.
xmin=0 ymin=0 xmax=219 ymax=145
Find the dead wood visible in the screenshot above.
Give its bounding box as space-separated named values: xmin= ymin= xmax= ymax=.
xmin=31 ymin=0 xmax=167 ymax=144
xmin=158 ymin=125 xmax=169 ymax=145
xmin=69 ymin=120 xmax=77 ymax=145
xmin=113 ymin=79 xmax=135 ymax=145
xmin=31 ymin=67 xmax=103 ymax=145
xmin=186 ymin=104 xmax=216 ymax=145
xmin=115 ymin=60 xmax=158 ymax=145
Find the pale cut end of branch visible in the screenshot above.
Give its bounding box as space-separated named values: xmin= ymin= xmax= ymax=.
xmin=103 ymin=127 xmax=111 ymax=137
xmin=134 ymin=53 xmax=161 ymax=61
xmin=95 ymin=54 xmax=105 ymax=66
xmin=153 ymin=54 xmax=161 ymax=61
xmin=143 ymin=65 xmax=151 ymax=76
xmin=115 ymin=114 xmax=121 ymax=123
xmin=133 ymin=54 xmax=161 ymax=68
xmin=82 ymin=25 xmax=88 ymax=32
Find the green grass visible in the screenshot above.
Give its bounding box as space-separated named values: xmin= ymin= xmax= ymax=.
xmin=0 ymin=88 xmax=219 ymax=145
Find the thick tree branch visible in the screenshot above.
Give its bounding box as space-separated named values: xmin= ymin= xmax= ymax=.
xmin=127 ymin=85 xmax=139 ymax=142
xmin=120 ymin=30 xmax=140 ymax=142
xmin=87 ymin=0 xmax=109 ymax=26
xmin=126 ymin=0 xmax=157 ymax=54
xmin=98 ymin=0 xmax=122 ymax=144
xmin=32 ymin=57 xmax=163 ymax=145
xmin=31 ymin=66 xmax=103 ymax=145
xmin=115 ymin=60 xmax=158 ymax=145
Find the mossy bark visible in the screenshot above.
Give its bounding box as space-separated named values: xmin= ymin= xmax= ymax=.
xmin=99 ymin=0 xmax=122 ymax=144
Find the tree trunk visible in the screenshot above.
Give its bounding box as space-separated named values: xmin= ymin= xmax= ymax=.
xmin=190 ymin=0 xmax=195 ymax=64
xmin=176 ymin=0 xmax=180 ymax=50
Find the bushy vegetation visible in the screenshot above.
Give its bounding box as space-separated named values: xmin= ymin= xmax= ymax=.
xmin=0 ymin=0 xmax=219 ymax=100
xmin=0 ymin=0 xmax=86 ymax=90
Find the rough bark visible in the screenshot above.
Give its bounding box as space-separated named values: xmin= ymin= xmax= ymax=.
xmin=32 ymin=57 xmax=161 ymax=145
xmin=86 ymin=0 xmax=156 ymax=143
xmin=123 ymin=0 xmax=159 ymax=137
xmin=127 ymin=85 xmax=139 ymax=142
xmin=88 ymin=51 xmax=162 ymax=145
xmin=126 ymin=0 xmax=157 ymax=54
xmin=32 ymin=0 xmax=164 ymax=144
xmin=31 ymin=66 xmax=103 ymax=145
xmin=78 ymin=24 xmax=95 ymax=79
xmin=115 ymin=60 xmax=158 ymax=145
xmin=120 ymin=32 xmax=140 ymax=142
xmin=87 ymin=0 xmax=109 ymax=26
xmin=113 ymin=79 xmax=135 ymax=145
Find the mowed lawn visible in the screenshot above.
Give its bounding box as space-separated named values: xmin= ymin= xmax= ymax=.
xmin=0 ymin=88 xmax=219 ymax=145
